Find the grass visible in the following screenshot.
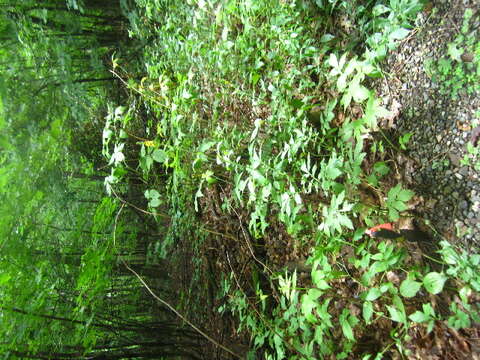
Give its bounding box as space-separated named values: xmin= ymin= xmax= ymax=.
xmin=100 ymin=0 xmax=480 ymax=358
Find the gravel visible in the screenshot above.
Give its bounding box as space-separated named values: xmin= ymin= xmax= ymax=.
xmin=375 ymin=0 xmax=480 ymax=249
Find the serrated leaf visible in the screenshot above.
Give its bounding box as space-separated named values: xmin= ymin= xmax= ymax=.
xmin=393 ymin=200 xmax=408 ymax=212
xmin=423 ymin=272 xmax=447 ymax=295
xmin=307 ymin=288 xmax=322 ymax=300
xmin=388 ymin=207 xmax=399 ymax=221
xmin=326 ymin=164 xmax=342 ymax=180
xmin=400 ymin=279 xmax=421 ymax=298
xmin=388 ymin=184 xmax=401 ymax=199
xmin=301 ymin=289 xmax=321 ymax=321
xmin=363 ymin=301 xmax=373 ymax=324
xmin=340 ymin=309 xmax=355 ymax=341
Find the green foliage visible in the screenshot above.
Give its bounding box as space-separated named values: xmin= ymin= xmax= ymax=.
xmin=386 ymin=184 xmax=414 ymax=221
xmin=460 ymin=140 xmax=480 ymax=171
xmin=425 ymin=8 xmax=480 ymax=99
xmin=398 ymin=132 xmax=413 ymax=150
xmin=2 ymin=0 xmax=479 ymax=359
xmin=115 ymin=0 xmax=480 ymax=358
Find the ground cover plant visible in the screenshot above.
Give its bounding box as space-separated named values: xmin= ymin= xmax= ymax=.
xmin=424 ymin=7 xmax=480 ymax=99
xmin=1 ymin=0 xmax=479 ymax=359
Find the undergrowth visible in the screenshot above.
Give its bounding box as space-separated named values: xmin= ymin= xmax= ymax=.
xmin=101 ymin=0 xmax=480 ymax=359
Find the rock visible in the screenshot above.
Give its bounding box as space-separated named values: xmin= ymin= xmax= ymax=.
xmin=472 ymin=202 xmax=480 ymax=212
xmin=458 ymin=166 xmax=469 ymax=176
xmin=448 ymin=152 xmax=461 ymax=167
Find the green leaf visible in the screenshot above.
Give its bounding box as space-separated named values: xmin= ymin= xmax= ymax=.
xmin=387 ymin=184 xmax=401 ymax=199
xmin=110 ymin=143 xmax=125 ymax=165
xmin=307 ymin=288 xmax=322 ymax=300
xmin=312 ymin=270 xmax=330 ymax=290
xmin=199 ymin=141 xmax=216 ymax=153
xmin=372 ymin=4 xmax=390 ymax=16
xmin=0 ymin=273 xmax=11 ymax=285
xmin=447 ymin=43 xmax=463 ymax=61
xmin=365 ymin=287 xmax=382 ymax=301
xmin=152 ymin=149 xmax=167 ymax=163
xmin=397 ymin=188 xmax=414 ymax=202
xmin=351 ymin=83 xmax=370 ymax=103
xmin=373 ymin=162 xmax=390 ymax=176
xmin=389 ymin=28 xmax=410 ymax=41
xmin=393 ymin=200 xmax=408 ymax=211
xmin=149 ymin=198 xmax=161 ymax=207
xmin=320 ymin=34 xmax=335 ymax=42
xmin=328 ymin=53 xmax=338 ymax=68
xmin=409 ymin=310 xmax=428 ymax=323
xmin=144 ymin=155 xmax=153 ymax=171
xmin=363 ymin=301 xmax=373 ymax=324
xmin=301 ymin=289 xmax=322 ymax=322
xmin=145 ymin=189 xmax=160 ymax=199
xmin=423 ymin=272 xmax=447 ymax=294
xmin=388 ymin=207 xmax=399 ymax=221
xmin=340 ymin=308 xmax=355 ymax=341
xmin=400 ymin=279 xmax=421 ymax=298
xmin=387 ymin=305 xmax=404 ymax=323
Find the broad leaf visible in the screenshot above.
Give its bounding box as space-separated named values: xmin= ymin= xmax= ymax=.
xmin=400 ymin=279 xmax=421 ymax=298
xmin=423 ymin=272 xmax=447 ymax=295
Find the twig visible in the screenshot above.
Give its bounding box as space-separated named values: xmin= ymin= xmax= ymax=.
xmin=203 ymin=227 xmax=237 ymax=241
xmin=124 ymin=130 xmax=151 ymax=142
xmin=113 ymin=203 xmax=126 ymax=247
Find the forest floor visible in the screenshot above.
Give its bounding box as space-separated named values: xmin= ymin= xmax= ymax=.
xmin=165 ymin=1 xmax=480 ymax=359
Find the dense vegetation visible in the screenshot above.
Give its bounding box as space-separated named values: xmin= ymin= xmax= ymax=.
xmin=0 ymin=0 xmax=479 ymax=359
